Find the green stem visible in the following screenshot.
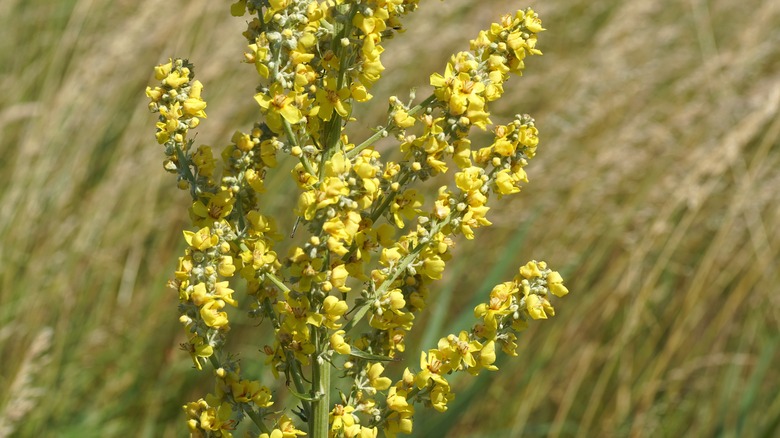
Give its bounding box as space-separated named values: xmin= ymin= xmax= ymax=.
xmin=310 ymin=330 xmax=330 ymax=438
xmin=318 ymin=4 xmax=357 ymax=182
xmin=174 ymin=143 xmax=199 ymax=199
xmin=347 ymin=95 xmax=438 ymax=159
xmin=343 ymin=214 xmax=453 ymax=333
xmin=346 ymin=126 xmax=389 ymax=159
xmin=246 ymin=409 xmax=272 ymax=434
xmin=410 ymin=95 xmax=439 ymax=115
xmin=283 ymin=119 xmax=299 ymax=147
xmin=265 ymin=272 xmax=291 ymax=294
xmin=369 ymin=170 xmax=412 ymax=224
xmin=300 ymin=156 xmax=317 ymax=178
xmin=261 ymin=295 xmax=313 ymax=421
xmin=285 ymin=350 xmax=313 ymax=420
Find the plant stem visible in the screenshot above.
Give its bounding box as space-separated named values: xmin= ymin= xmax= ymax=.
xmin=343 ymin=213 xmax=453 ymax=333
xmin=310 ymin=331 xmax=330 ymax=438
xmin=347 ymin=94 xmax=438 ymax=159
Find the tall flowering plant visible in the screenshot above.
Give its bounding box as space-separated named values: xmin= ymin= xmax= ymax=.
xmin=146 ymin=1 xmax=568 ymax=437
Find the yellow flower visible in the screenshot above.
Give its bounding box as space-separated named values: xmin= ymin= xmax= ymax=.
xmin=438 ymin=331 xmax=480 ymax=370
xmin=201 ymin=299 xmax=229 ymax=328
xmin=465 ymin=105 xmax=491 ymax=130
xmin=522 ymin=8 xmax=545 ymax=33
xmin=416 ymin=350 xmax=450 ymax=389
xmin=145 ymin=86 xmax=163 ymax=102
xmin=519 ymin=125 xmax=539 ymax=148
xmin=383 ymin=411 xmax=413 ymax=437
xmin=455 ymin=167 xmax=483 ymax=192
xmin=429 ymin=383 xmax=454 ymax=412
xmin=231 ymin=379 xmax=273 ymax=406
xmin=214 ymin=281 xmax=237 ymax=307
xmin=183 ymin=81 xmax=207 ymax=118
xmin=547 ymin=270 xmax=569 ymax=297
xmin=426 ymin=154 xmax=448 ymax=174
xmin=247 ymin=42 xmax=270 ymax=78
xmin=493 ymin=136 xmax=515 ymax=157
xmin=330 ymin=264 xmax=351 ymax=292
xmin=277 ymin=294 xmax=322 ymax=338
xmin=240 ymin=238 xmax=278 ymax=272
xmin=190 ymin=191 xmax=234 ymax=226
xmin=350 ymin=82 xmax=372 ymax=102
xmin=390 ymin=189 xmax=423 ymax=228
xmin=420 ymin=253 xmax=445 ymax=280
xmin=189 ymin=282 xmax=210 ymax=306
xmin=292 ymin=163 xmax=318 ymax=189
xmin=460 ymin=205 xmax=492 ymax=240
xmin=330 ymin=330 xmax=351 ymax=355
xmin=494 ymin=169 xmax=520 ymax=195
xmin=164 ymin=70 xmax=189 ymax=88
xmin=183 ymin=227 xmax=218 ymax=251
xmin=294 ymin=63 xmax=316 ymax=88
xmin=154 ymin=60 xmax=172 ymax=80
xmin=381 ymin=289 xmax=406 ymax=313
xmin=525 ymin=294 xmax=547 ymax=320
xmin=278 ymin=414 xmax=306 ymax=437
xmin=518 ymin=260 xmax=543 ymax=279
xmin=386 ymin=386 xmax=412 ymax=413
xmin=191 ymin=145 xmax=217 ymax=177
xmin=268 ymin=0 xmax=290 ymax=13
xmin=449 ymin=73 xmax=485 ymax=116
xmin=246 ymin=210 xmax=276 ymax=235
xmin=366 ymin=363 xmax=392 ymax=391
xmin=259 ymin=430 xmax=283 ymax=438
xmin=254 ymin=83 xmax=302 ymax=132
xmin=322 ymin=295 xmax=348 ymax=329
xmin=156 ymin=101 xmax=182 ymax=144
xmin=359 ymin=36 xmax=385 ymax=87
xmin=345 ymin=425 xmax=378 ymax=438
xmin=430 ymin=66 xmax=453 ymax=99
xmin=316 ymin=177 xmax=349 ymax=210
xmin=218 ymin=256 xmax=236 ymax=277
xmin=452 ymin=138 xmax=472 ymax=169
xmin=392 ymin=108 xmax=416 ymax=128
xmin=289 ymin=47 xmax=315 ymax=66
xmin=434 ymin=188 xmax=452 ymax=219
xmin=476 ymin=340 xmax=498 ymax=371
xmin=330 ymin=404 xmax=356 ymax=432
xmin=182 ymin=335 xmax=213 ymax=370
xmin=316 ymin=76 xmax=351 ymax=121
xmin=353 ymin=11 xmax=387 ymax=35
xmin=198 ymin=401 xmax=234 ymax=434
xmin=474 ymin=282 xmax=515 ymax=333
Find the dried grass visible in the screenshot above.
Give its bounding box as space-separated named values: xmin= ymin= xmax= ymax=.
xmin=1 ymin=0 xmax=778 ymax=436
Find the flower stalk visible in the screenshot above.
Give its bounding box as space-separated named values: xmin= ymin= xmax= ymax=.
xmin=146 ymin=2 xmax=567 ymax=437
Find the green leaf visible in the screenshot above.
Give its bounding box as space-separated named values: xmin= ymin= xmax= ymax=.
xmin=349 ymin=347 xmax=397 ymax=362
xmin=286 ymin=386 xmax=319 ymax=402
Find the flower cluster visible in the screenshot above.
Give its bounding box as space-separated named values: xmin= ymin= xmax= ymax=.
xmin=364 ymin=261 xmax=569 ymax=436
xmin=147 ymin=3 xmax=566 ymax=437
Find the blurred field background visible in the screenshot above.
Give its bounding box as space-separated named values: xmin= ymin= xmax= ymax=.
xmin=1 ymin=0 xmax=779 ymax=437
